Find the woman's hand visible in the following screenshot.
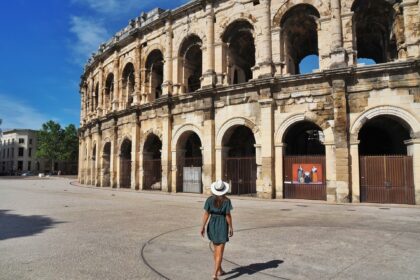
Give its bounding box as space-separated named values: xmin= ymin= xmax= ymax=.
xmin=200 ymin=226 xmax=205 ymax=238
xmin=229 ymin=227 xmax=234 ymax=237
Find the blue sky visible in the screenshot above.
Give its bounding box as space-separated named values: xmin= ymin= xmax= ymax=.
xmin=0 ymin=0 xmax=187 ymax=130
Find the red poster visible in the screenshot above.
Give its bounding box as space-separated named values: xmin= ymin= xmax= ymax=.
xmin=292 ymin=164 xmax=323 ymax=184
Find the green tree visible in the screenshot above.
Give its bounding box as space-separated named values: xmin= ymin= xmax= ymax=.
xmin=36 ymin=121 xmax=79 ymax=172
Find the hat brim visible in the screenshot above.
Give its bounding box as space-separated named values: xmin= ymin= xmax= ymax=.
xmin=211 ymin=181 xmax=230 ymax=196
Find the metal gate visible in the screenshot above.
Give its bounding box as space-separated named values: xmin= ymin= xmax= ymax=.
xmin=177 ymin=157 xmax=202 ymax=193
xmin=183 ymin=167 xmax=202 ymax=193
xmin=120 ymin=158 xmax=131 ymax=188
xmin=224 ymin=157 xmax=257 ymax=195
xmin=143 ymin=159 xmax=162 ymax=190
xmin=283 ymin=155 xmax=326 ymax=200
xmin=360 ymin=156 xmax=415 ymax=204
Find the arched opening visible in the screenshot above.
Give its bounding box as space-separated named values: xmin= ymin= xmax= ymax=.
xmin=280 ymin=4 xmax=320 ymax=75
xmin=222 ymin=126 xmax=257 ymax=196
xmin=145 ymin=50 xmax=164 ymax=101
xmin=352 ymin=0 xmax=402 ymax=64
xmin=91 ymin=144 xmax=96 ymax=186
xmin=105 ymin=73 xmax=114 ymax=111
xmin=283 ymin=121 xmax=326 ymax=200
xmin=222 ymin=20 xmax=255 ymax=84
xmin=179 ymin=35 xmax=203 ymax=93
xmin=143 ymin=134 xmax=162 ymax=190
xmin=176 ymin=132 xmax=203 ymax=193
xmin=102 ymin=142 xmax=111 ymax=187
xmin=358 ymin=115 xmax=414 ymax=204
xmin=122 ymin=63 xmax=135 ymax=108
xmin=120 ymin=139 xmax=132 ymax=189
xmin=94 ymin=83 xmax=99 ymax=111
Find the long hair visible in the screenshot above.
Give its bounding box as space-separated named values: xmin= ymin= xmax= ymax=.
xmin=213 ymin=195 xmax=227 ymax=208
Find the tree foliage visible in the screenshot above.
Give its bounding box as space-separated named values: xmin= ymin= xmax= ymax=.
xmin=36 ymin=121 xmax=79 ymax=170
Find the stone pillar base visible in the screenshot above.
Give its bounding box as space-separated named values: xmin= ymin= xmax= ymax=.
xmin=201 ymin=71 xmax=216 ymax=89
xmin=161 ymin=81 xmax=173 ymax=96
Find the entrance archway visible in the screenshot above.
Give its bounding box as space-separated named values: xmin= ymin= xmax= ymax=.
xmin=283 ymin=121 xmax=326 ymax=200
xmin=102 ymin=142 xmax=111 ymax=187
xmin=143 ymin=134 xmax=162 ymax=190
xmin=176 ymin=132 xmax=203 ymax=193
xmin=358 ymin=116 xmax=414 ymax=204
xmin=222 ymin=126 xmax=257 ymax=196
xmin=120 ymin=139 xmax=132 ymax=188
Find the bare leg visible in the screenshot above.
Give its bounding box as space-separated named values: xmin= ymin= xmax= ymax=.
xmin=218 ymin=244 xmax=226 ymax=276
xmin=213 ymin=243 xmax=225 ymax=277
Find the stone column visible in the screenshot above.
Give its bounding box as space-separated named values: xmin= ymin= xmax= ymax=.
xmin=329 ymin=0 xmax=347 ymax=68
xmin=140 ymin=68 xmax=147 ymax=104
xmin=215 ymin=146 xmax=223 ymax=181
xmin=258 ymin=98 xmax=274 ymax=199
xmin=402 ymin=0 xmax=420 ymax=58
xmin=86 ymin=134 xmax=92 ymax=185
xmin=202 ymin=2 xmax=216 ymax=88
xmin=133 ymin=40 xmax=142 ymax=105
xmin=271 ymin=27 xmax=283 ymax=77
xmin=202 ymin=108 xmax=215 ymax=195
xmin=171 ymin=149 xmax=178 ymax=193
xmin=162 ymin=19 xmax=173 ymax=95
xmin=111 ymin=123 xmax=118 ymax=188
xmin=112 ymin=53 xmax=120 ymax=111
xmin=256 ymin=0 xmax=274 ymax=78
xmin=98 ymin=65 xmax=104 ymax=116
xmin=131 ymin=113 xmax=140 ymax=190
xmin=350 ymin=141 xmax=360 ymax=202
xmin=325 ymin=141 xmax=337 ymax=202
xmin=95 ymin=128 xmax=102 ymax=187
xmin=406 ymin=138 xmax=420 ymax=205
xmin=214 ymin=42 xmax=227 ymax=86
xmin=274 ymin=143 xmax=286 ymax=199
xmin=161 ymin=108 xmax=172 ymax=192
xmin=331 ymin=78 xmax=350 ymax=202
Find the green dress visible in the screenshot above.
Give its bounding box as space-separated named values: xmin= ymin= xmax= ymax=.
xmin=204 ymin=196 xmax=233 ymax=244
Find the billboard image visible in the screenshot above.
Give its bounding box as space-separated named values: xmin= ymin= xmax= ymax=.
xmin=292 ymin=164 xmax=323 ymax=184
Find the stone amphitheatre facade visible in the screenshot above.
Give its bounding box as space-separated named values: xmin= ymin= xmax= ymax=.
xmin=78 ymin=0 xmax=420 ymax=204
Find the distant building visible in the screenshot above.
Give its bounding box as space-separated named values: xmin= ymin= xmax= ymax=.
xmin=0 ymin=129 xmax=77 ymax=175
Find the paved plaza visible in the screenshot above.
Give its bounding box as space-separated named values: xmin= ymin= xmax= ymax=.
xmin=1 ymin=178 xmax=420 ymax=280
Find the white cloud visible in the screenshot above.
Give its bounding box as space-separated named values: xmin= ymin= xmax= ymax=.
xmin=0 ymin=94 xmax=56 ymax=130
xmin=72 ymin=0 xmax=153 ymax=16
xmin=69 ymin=16 xmax=109 ymax=64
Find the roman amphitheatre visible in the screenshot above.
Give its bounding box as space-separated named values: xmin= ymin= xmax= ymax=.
xmin=78 ymin=0 xmax=420 ymax=205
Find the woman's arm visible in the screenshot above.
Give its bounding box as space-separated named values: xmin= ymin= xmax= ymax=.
xmin=226 ymin=213 xmax=233 ymax=237
xmin=200 ymin=211 xmax=210 ymax=237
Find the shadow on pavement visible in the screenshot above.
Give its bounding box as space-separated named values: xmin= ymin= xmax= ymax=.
xmin=0 ymin=210 xmax=63 ymax=241
xmin=223 ymin=260 xmax=284 ymax=280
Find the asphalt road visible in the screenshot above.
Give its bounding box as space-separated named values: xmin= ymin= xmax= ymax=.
xmin=1 ymin=178 xmax=420 ymax=280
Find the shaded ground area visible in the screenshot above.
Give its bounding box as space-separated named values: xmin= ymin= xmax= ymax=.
xmin=0 ymin=178 xmax=420 ymax=280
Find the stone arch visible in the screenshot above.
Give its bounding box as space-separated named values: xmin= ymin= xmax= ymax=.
xmin=120 ymin=57 xmax=135 ymax=73
xmin=101 ymin=138 xmax=112 ymax=151
xmin=172 ymin=124 xmax=203 ymax=151
xmin=118 ymin=135 xmax=132 ymax=152
xmin=350 ymin=106 xmax=420 ymax=141
xmin=273 ymin=0 xmax=328 ymax=26
xmin=177 ymin=34 xmax=203 ymax=93
xmin=275 ymin=113 xmax=333 ymax=145
xmin=142 ymin=44 xmax=165 ymax=68
xmin=216 ymin=117 xmax=261 ymax=148
xmin=219 ymin=13 xmax=259 ymax=37
xmin=140 ymin=129 xmax=163 ymax=153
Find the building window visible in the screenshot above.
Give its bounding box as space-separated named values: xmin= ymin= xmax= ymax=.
xmin=29 ymin=148 xmax=32 ymax=157
xmin=29 ymin=139 xmax=33 ymax=145
xmin=7 ymin=149 xmax=9 ymax=158
xmin=19 ymin=138 xmax=24 ymax=144
xmin=18 ymin=148 xmax=24 ymax=157
xmin=18 ymin=161 xmax=23 ymax=171
xmin=28 ymin=161 xmax=31 ymax=171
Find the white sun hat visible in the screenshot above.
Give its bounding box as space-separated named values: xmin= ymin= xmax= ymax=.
xmin=211 ymin=180 xmax=230 ymax=196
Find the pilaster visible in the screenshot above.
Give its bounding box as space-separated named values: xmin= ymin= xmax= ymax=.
xmin=162 ymin=19 xmax=173 ymax=95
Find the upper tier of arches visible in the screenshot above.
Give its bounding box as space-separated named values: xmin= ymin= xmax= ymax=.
xmin=80 ymin=0 xmax=418 ymax=123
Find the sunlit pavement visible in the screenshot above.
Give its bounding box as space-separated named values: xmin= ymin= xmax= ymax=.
xmin=1 ymin=178 xmax=420 ymax=280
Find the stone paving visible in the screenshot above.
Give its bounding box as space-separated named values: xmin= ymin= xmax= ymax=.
xmin=1 ymin=178 xmax=420 ymax=280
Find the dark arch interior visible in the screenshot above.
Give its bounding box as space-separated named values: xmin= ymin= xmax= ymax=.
xmin=223 ymin=20 xmax=255 ymax=84
xmin=359 ymin=116 xmax=410 ymax=155
xmin=281 ymin=4 xmax=320 ymax=75
xmin=122 ymin=63 xmax=135 ymax=104
xmin=105 ymin=74 xmax=114 ymax=98
xmin=180 ymin=35 xmax=203 ymax=93
xmin=352 ymin=0 xmax=400 ymax=63
xmin=182 ymin=133 xmax=202 ymax=159
xmin=103 ymin=142 xmax=111 ymax=156
xmin=144 ymin=134 xmax=162 ymax=160
xmin=121 ymin=140 xmax=132 ymax=159
xmin=103 ymin=142 xmax=111 ymax=187
xmin=146 ymin=50 xmax=164 ymax=99
xmin=284 ymin=121 xmax=325 ymax=155
xmin=92 ymin=145 xmax=96 ymax=161
xmin=94 ymin=84 xmax=99 ymax=109
xmin=224 ymin=126 xmax=256 ymax=157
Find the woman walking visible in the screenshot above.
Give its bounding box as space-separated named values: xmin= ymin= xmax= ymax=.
xmin=200 ymin=180 xmax=234 ymax=280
